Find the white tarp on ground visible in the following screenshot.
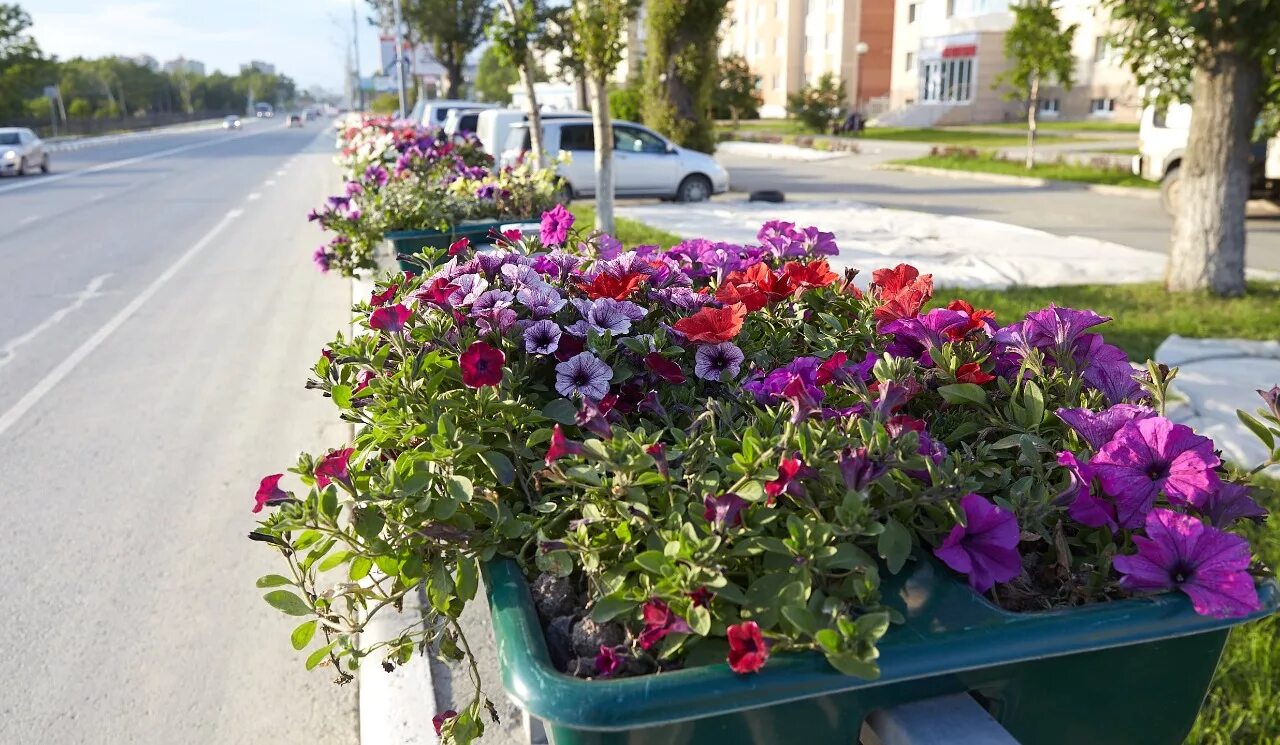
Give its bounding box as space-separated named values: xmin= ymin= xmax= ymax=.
xmin=617 ymin=199 xmax=1165 ymax=289
xmin=714 ymin=141 xmax=853 ymax=162
xmin=1157 ymin=335 xmax=1280 ymax=474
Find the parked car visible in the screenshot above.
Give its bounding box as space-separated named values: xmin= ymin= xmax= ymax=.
xmin=222 ymin=115 xmax=242 ymax=130
xmin=286 ymin=114 xmax=304 ymax=128
xmin=419 ymin=100 xmax=498 ymax=129
xmin=475 ymin=108 xmax=591 ymax=161
xmin=500 ymin=117 xmax=729 ymax=202
xmin=1132 ymin=103 xmax=1280 ymax=214
xmin=0 ymin=127 xmax=48 ymax=176
xmin=442 ymin=108 xmax=484 ymax=142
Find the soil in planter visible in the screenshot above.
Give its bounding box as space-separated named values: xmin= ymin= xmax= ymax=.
xmin=528 ymin=572 xmax=665 ymax=679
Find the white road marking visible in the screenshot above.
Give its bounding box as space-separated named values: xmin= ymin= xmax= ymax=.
xmin=0 ymin=130 xmax=267 ymax=196
xmin=18 ymin=215 xmax=38 ymax=226
xmin=0 ymin=209 xmax=244 ymax=438
xmin=0 ymin=274 xmax=112 ymax=371
xmin=275 ymin=169 xmax=286 ymax=176
xmin=263 ymin=179 xmax=275 ymax=186
xmin=246 ymin=192 xmax=261 ymax=201
xmin=89 ymin=193 xmax=105 ymax=202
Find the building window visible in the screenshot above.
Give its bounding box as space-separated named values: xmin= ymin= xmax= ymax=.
xmin=1090 ymin=97 xmax=1116 ymax=115
xmin=1093 ymin=37 xmax=1111 ymax=63
xmin=828 ymin=31 xmax=837 ymax=51
xmin=774 ymin=74 xmax=783 ymax=91
xmin=919 ymin=57 xmax=974 ymax=103
xmin=777 ymin=0 xmax=785 ymax=18
xmin=775 ymin=37 xmax=784 ymax=55
xmin=905 ymin=52 xmax=915 ymax=71
xmin=946 ymin=0 xmax=956 ymax=17
xmin=908 ymin=3 xmax=917 ymax=22
xmin=1039 ymin=98 xmax=1060 ymax=114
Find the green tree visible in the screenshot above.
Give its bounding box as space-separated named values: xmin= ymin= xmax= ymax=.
xmin=567 ymin=0 xmax=634 ymax=233
xmin=711 ymin=53 xmax=762 ymax=124
xmin=370 ymin=92 xmax=400 ymax=114
xmin=0 ymin=3 xmax=48 ymax=121
xmin=609 ymin=83 xmax=642 ymax=122
xmin=786 ymin=73 xmax=846 ymax=133
xmin=66 ymin=97 xmax=92 ymax=119
xmin=398 ymin=0 xmax=492 ymax=99
xmin=994 ymin=0 xmax=1076 ymax=169
xmin=642 ymin=0 xmax=729 ymax=153
xmin=1102 ymin=0 xmax=1280 ymax=296
xmin=473 ymin=44 xmax=516 ymax=104
xmin=490 ymin=0 xmax=548 ymax=166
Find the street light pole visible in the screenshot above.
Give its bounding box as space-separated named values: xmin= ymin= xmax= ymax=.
xmin=392 ymin=0 xmax=410 ymax=119
xmin=351 ymin=0 xmax=364 ymax=111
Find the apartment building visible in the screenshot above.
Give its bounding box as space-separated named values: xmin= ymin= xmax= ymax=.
xmin=721 ymin=0 xmax=896 ymax=118
xmin=886 ymin=0 xmax=1139 ymax=126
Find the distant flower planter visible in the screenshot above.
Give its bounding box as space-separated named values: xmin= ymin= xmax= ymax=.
xmin=485 ymin=557 xmax=1278 ymax=745
xmin=380 ymin=220 xmax=535 ymax=273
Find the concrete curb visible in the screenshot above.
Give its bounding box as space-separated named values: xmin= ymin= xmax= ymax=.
xmin=875 ymin=163 xmax=1160 ymax=199
xmin=44 ymin=117 xmax=233 ymax=153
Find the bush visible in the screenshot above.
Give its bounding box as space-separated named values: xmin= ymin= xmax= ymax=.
xmin=608 ymin=85 xmax=643 ymax=123
xmin=786 ymin=73 xmax=846 ymax=133
xmin=369 ymin=93 xmax=399 ymax=115
xmin=66 ymin=98 xmax=92 ymax=119
xmin=711 ymin=54 xmax=763 ymax=121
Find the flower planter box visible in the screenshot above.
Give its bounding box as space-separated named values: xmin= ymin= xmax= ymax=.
xmin=379 ymin=220 xmax=534 ymax=273
xmin=484 ymin=558 xmax=1278 ymax=745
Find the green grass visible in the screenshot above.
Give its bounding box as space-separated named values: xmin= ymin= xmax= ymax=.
xmin=896 ymin=150 xmax=1155 ymax=189
xmin=856 ymin=126 xmax=1067 ymax=148
xmin=568 ymin=203 xmax=683 ymax=248
xmin=973 ymin=120 xmax=1141 ymax=134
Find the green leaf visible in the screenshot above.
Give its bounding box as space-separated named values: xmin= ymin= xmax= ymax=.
xmin=456 ymin=556 xmax=479 ymax=602
xmin=331 ymin=384 xmax=353 ymax=408
xmin=855 ymin=611 xmax=891 ymax=640
xmin=480 ymin=451 xmax=516 ymax=486
xmin=319 ymin=487 xmax=338 ymax=519
xmin=876 ymin=519 xmax=912 ymax=574
xmin=781 ymin=604 xmax=819 ymax=635
xmin=542 ymin=398 xmax=577 ymax=425
xmin=355 ymin=510 xmax=385 ymax=541
xmin=349 ymin=555 xmax=373 ymax=581
xmin=318 ymin=550 xmax=351 ymax=572
xmin=814 ymin=628 xmax=841 ymax=653
xmin=937 ymin=383 xmax=987 ymax=406
xmin=291 ymin=620 xmax=318 ymax=650
xmin=1022 ymin=380 xmax=1046 ymax=427
xmin=305 ymin=642 xmax=336 ymax=670
xmin=447 ymin=475 xmax=474 ymax=502
xmin=1238 ymin=410 xmax=1276 ymax=451
xmin=688 ymin=604 xmax=712 ymax=636
xmin=590 ymin=595 xmax=638 ymax=623
xmin=264 ymin=590 xmax=312 ymax=617
xmin=633 ymin=550 xmax=669 ymax=575
xmin=825 ymin=651 xmax=881 ymax=679
xmin=256 ymin=574 xmax=293 ymax=588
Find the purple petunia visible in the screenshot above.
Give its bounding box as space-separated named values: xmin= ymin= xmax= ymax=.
xmin=934 ymin=493 xmax=1022 ymax=592
xmin=694 ymin=342 xmax=744 ymax=381
xmin=523 ymin=319 xmax=562 ymax=355
xmin=447 ymin=274 xmax=490 ymax=307
xmin=1193 ymin=482 xmax=1268 ymax=528
xmin=703 ymin=492 xmax=748 ymax=531
xmin=516 ymin=285 xmax=566 ymax=317
xmin=555 ymin=352 xmax=613 ymax=400
xmin=540 ymin=203 xmax=574 ymax=246
xmin=1075 ymin=334 xmax=1143 ymax=405
xmin=1057 ymin=450 xmax=1117 ymax=532
xmin=567 ymin=298 xmax=648 ymax=336
xmin=1113 ymin=508 xmax=1260 ymax=618
xmin=501 ymin=263 xmax=550 ymax=291
xmin=363 ymin=164 xmax=389 ymax=186
xmin=469 ymin=289 xmax=514 ymax=315
xmin=882 ymin=308 xmax=972 ymax=363
xmin=1056 ymin=404 xmax=1156 ymax=450
xmin=743 ymin=357 xmax=824 ymax=404
xmin=1090 ymin=416 xmax=1221 ymax=528
xmin=312 ymin=247 xmax=331 ymax=273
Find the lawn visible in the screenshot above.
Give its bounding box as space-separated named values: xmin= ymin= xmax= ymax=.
xmin=717 ymin=121 xmax=1070 ymax=148
xmin=895 ymin=149 xmax=1155 ymax=189
xmin=974 ymin=120 xmax=1141 ymax=134
xmin=568 ymin=203 xmax=683 ymax=248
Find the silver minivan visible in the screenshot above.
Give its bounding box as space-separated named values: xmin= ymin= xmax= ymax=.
xmin=501 ymin=118 xmax=729 ymax=202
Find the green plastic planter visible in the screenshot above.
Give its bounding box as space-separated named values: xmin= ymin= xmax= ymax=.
xmin=380 ymin=219 xmax=534 ymax=273
xmin=484 ymin=557 xmax=1278 ymax=745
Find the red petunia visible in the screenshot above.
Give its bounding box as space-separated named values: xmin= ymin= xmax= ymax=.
xmin=316 ymin=448 xmax=354 ymax=488
xmin=947 ymin=299 xmax=997 ymax=335
xmin=369 ymin=303 xmax=412 ymax=333
xmin=447 ymin=237 xmax=470 ymax=256
xmin=579 ymin=271 xmax=647 ymax=301
xmin=871 ymin=264 xmax=933 ymax=324
xmin=554 ymin=334 xmax=585 ymax=362
xmin=370 ymin=284 xmax=398 ymax=307
xmin=716 ymin=263 xmax=797 ymax=311
xmin=782 ymin=259 xmax=839 ymax=290
xmin=460 ymin=341 xmax=505 ymax=388
xmin=765 ymin=453 xmax=812 ymax=500
xmin=432 ymin=710 xmax=458 ymax=736
xmin=545 ymin=424 xmax=584 ymax=466
xmin=955 ymin=362 xmax=996 ymax=385
xmin=645 ymin=352 xmax=687 ymax=384
xmin=727 ymin=621 xmax=769 ymax=674
xmin=252 ymin=474 xmax=289 ymax=513
xmin=673 ymin=303 xmax=747 ymax=343
xmin=815 ymin=351 xmax=848 ymax=386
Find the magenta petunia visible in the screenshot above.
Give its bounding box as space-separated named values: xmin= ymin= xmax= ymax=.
xmin=369 ymin=303 xmax=412 ymax=333
xmin=545 ymin=424 xmax=584 ymax=466
xmin=703 ymin=492 xmax=748 ymax=530
xmin=370 ymin=284 xmax=398 ymax=307
xmin=252 ymin=474 xmax=290 ymax=513
xmin=316 ymin=448 xmax=354 ymax=488
xmin=645 ymin=352 xmax=686 ymax=384
xmin=934 ymin=493 xmax=1021 ymax=592
xmin=1057 ymin=451 xmax=1117 ymax=532
xmin=540 ymin=203 xmax=574 ymax=246
xmin=432 ymin=710 xmax=457 ymax=736
xmin=594 ymin=646 xmax=624 ymax=678
xmin=1193 ymin=481 xmax=1268 ymax=528
xmin=726 ymin=621 xmax=769 ymax=674
xmin=1090 ymin=417 xmax=1221 ymax=528
xmin=1113 ymin=508 xmax=1260 ymax=618
xmin=1056 ymin=404 xmax=1156 ymax=450
xmin=837 ymin=446 xmax=887 ymax=492
xmin=637 ymin=598 xmax=691 ymax=650
xmin=460 ymin=341 xmax=505 ymax=388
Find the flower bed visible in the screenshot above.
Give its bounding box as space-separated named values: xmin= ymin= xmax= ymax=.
xmin=310 ymin=116 xmax=559 ymax=276
xmin=250 ymin=209 xmax=1278 ymax=744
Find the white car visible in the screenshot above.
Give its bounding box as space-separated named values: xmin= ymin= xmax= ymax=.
xmin=501 ymin=118 xmax=729 ymax=202
xmin=419 ymin=100 xmax=497 ymax=129
xmin=0 ymin=127 xmax=48 ymax=176
xmin=475 ymin=108 xmax=591 ymax=162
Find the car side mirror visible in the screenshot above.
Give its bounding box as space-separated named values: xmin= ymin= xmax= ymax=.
xmin=666 ymin=144 xmax=677 ymax=155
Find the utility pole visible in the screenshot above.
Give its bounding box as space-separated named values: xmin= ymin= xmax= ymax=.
xmin=351 ymin=0 xmax=365 ymax=111
xmin=391 ymin=0 xmax=410 ymax=118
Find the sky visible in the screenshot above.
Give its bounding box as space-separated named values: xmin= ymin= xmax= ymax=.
xmin=25 ymin=0 xmax=387 ymax=91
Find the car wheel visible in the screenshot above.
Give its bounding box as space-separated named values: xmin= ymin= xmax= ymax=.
xmin=1160 ymin=166 xmax=1182 ymax=216
xmin=557 ymin=182 xmax=574 ymax=206
xmin=40 ymin=155 xmax=49 ymax=174
xmin=676 ymin=174 xmax=712 ymax=203
xmin=16 ymin=157 xmax=26 ymax=177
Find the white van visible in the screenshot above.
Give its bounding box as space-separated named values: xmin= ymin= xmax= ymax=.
xmin=475 ymin=109 xmax=593 ymax=160
xmin=420 ymin=100 xmax=497 ymax=129
xmin=501 ymin=117 xmax=730 ymax=202
xmin=1133 ymin=104 xmax=1280 ymax=214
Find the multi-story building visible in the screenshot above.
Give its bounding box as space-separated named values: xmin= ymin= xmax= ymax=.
xmin=721 ymin=0 xmax=896 ymax=119
xmin=240 ymin=60 xmax=277 ymax=76
xmin=163 ymin=56 xmax=206 ymax=77
xmin=885 ymin=0 xmax=1140 ymax=126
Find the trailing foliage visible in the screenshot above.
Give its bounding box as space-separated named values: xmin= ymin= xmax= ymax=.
xmin=641 ymin=0 xmax=730 ymax=153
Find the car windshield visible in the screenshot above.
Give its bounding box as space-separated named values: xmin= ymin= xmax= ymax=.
xmin=0 ymin=133 xmax=19 ymax=144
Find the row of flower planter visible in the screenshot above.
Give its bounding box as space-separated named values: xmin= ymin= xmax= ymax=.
xmin=378 ymin=220 xmax=531 ymax=274
xmin=487 ymin=557 xmax=1277 ymax=745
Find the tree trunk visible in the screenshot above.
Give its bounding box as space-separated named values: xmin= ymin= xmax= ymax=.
xmin=1167 ymin=49 xmax=1260 ymax=296
xmin=445 ymin=60 xmax=463 ymax=99
xmin=1025 ymin=75 xmax=1038 ymax=170
xmin=498 ymin=0 xmax=544 ymax=168
xmin=590 ymin=74 xmax=615 ymax=234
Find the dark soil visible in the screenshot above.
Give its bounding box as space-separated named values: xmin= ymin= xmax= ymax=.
xmin=528 ymin=571 xmax=634 ymax=679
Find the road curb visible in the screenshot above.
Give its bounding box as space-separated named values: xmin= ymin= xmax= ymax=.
xmin=44 ymin=117 xmax=234 ymax=153
xmin=875 ymin=163 xmax=1160 ymax=199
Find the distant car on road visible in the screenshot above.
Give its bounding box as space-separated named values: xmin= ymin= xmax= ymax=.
xmin=0 ymin=127 xmax=48 ymax=176
xmin=501 ymin=117 xmax=729 ymax=203
xmin=222 ymin=115 xmax=242 ymax=130
xmin=286 ymin=114 xmax=304 ymax=128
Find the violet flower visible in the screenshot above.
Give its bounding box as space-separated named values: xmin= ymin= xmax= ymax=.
xmin=837 ymin=446 xmax=887 ymax=491
xmin=567 ymin=298 xmax=647 ymax=336
xmin=703 ymin=492 xmax=748 ymax=531
xmin=1091 ymin=417 xmax=1221 ymax=528
xmin=933 ymin=493 xmax=1022 ymax=592
xmin=1056 ymin=404 xmax=1156 ymax=450
xmin=516 ymin=286 xmax=566 ymax=317
xmin=1057 ymin=451 xmax=1117 ymax=532
xmin=594 ymin=646 xmax=624 ymax=678
xmin=1193 ymin=482 xmax=1268 ymax=528
xmin=1113 ymin=508 xmax=1261 ymax=618
xmin=694 ymin=342 xmax=744 ymax=381
xmin=554 ymin=352 xmax=613 ymax=400
xmin=540 ymin=203 xmax=574 ymax=246
xmin=523 ymin=319 xmax=562 ymax=355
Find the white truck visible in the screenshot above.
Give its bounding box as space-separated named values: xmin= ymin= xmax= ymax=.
xmin=1133 ymin=103 xmax=1280 ymax=214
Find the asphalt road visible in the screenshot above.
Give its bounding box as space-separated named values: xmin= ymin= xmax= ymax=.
xmin=717 ymin=146 xmax=1280 ymax=273
xmin=0 ymin=121 xmax=358 ymax=742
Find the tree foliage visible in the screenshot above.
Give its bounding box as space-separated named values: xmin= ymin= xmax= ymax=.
xmin=473 ymin=45 xmax=517 ymax=104
xmin=0 ymin=3 xmax=48 ymax=121
xmin=396 ymin=0 xmax=493 ymax=99
xmin=642 ymin=0 xmax=730 ymax=153
xmin=994 ymin=0 xmax=1076 ymax=168
xmin=786 ymin=73 xmax=846 ymax=133
xmin=711 ymin=53 xmax=762 ymax=122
